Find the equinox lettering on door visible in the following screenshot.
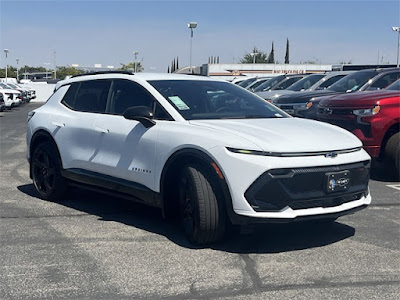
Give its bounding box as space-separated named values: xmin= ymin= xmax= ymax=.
xmin=131 ymin=167 xmax=152 ymax=174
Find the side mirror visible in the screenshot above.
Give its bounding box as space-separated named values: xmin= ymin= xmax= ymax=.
xmin=123 ymin=106 xmax=156 ymax=128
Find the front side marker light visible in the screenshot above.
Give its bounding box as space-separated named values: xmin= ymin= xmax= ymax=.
xmin=211 ymin=162 xmax=224 ymax=179
xmin=306 ymin=102 xmax=313 ymax=109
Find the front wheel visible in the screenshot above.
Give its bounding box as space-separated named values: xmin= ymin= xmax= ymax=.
xmin=31 ymin=142 xmax=68 ymax=201
xmin=179 ymin=165 xmax=225 ymax=245
xmin=384 ymin=132 xmax=400 ymax=179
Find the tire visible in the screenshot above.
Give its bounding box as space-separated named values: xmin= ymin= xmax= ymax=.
xmin=179 ymin=165 xmax=225 ymax=245
xmin=384 ymin=132 xmax=400 ymax=179
xmin=31 ymin=142 xmax=68 ymax=201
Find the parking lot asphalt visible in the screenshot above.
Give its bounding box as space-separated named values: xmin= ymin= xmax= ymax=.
xmin=0 ymin=103 xmax=399 ymax=300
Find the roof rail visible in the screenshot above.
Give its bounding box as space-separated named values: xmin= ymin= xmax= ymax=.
xmin=71 ymin=70 xmax=134 ymax=78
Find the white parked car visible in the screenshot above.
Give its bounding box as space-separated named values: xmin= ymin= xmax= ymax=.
xmin=27 ymin=72 xmax=371 ymax=244
xmin=0 ymin=89 xmax=22 ymax=108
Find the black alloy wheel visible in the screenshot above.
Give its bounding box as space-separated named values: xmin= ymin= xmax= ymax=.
xmin=31 ymin=142 xmax=67 ymax=201
xmin=179 ymin=165 xmax=225 ymax=245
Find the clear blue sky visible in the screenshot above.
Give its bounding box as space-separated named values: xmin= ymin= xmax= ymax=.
xmin=0 ymin=0 xmax=399 ymax=72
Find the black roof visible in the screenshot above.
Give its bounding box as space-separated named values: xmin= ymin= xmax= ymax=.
xmin=71 ymin=70 xmax=134 ymax=78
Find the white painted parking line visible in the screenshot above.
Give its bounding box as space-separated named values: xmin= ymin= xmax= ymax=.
xmin=386 ymin=184 xmax=400 ymax=191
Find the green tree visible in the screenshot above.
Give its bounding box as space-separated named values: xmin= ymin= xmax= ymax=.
xmin=267 ymin=42 xmax=275 ymax=63
xmin=0 ymin=66 xmax=17 ymax=78
xmin=285 ymin=38 xmax=289 ymax=64
xmin=240 ymin=47 xmax=268 ymax=63
xmin=56 ymin=66 xmax=83 ymax=80
xmin=120 ymin=61 xmax=144 ymax=72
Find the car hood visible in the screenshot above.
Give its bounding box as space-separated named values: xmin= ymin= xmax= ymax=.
xmin=319 ymin=90 xmax=400 ymax=108
xmin=274 ymin=90 xmax=341 ymax=104
xmin=255 ymin=90 xmax=295 ymax=100
xmin=189 ymin=118 xmax=361 ymax=153
xmin=0 ymin=88 xmax=20 ymax=94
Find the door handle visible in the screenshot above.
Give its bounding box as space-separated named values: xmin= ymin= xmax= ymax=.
xmin=95 ymin=127 xmax=109 ymax=133
xmin=52 ymin=122 xmax=65 ymax=128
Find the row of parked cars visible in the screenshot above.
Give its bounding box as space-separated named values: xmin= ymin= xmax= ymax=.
xmin=234 ymin=68 xmax=400 ymax=177
xmin=0 ymin=81 xmax=36 ymax=111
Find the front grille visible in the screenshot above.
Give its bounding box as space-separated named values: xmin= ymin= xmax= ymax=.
xmin=245 ymin=161 xmax=370 ymax=212
xmin=318 ymin=107 xmax=353 ymax=115
xmin=290 ymin=192 xmax=364 ymax=210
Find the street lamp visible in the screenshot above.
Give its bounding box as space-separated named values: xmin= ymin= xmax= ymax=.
xmin=4 ymin=49 xmax=9 ymax=81
xmin=392 ymin=26 xmax=400 ymax=67
xmin=188 ymin=22 xmax=197 ymax=73
xmin=16 ymin=58 xmax=19 ymax=81
xmin=43 ymin=62 xmax=51 ymax=80
xmin=133 ymin=51 xmax=139 ymax=73
xmin=250 ymin=52 xmax=258 ymax=64
xmin=53 ymin=49 xmax=57 ymax=79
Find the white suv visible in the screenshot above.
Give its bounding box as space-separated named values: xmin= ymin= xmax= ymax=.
xmin=27 ymin=72 xmax=371 ymax=244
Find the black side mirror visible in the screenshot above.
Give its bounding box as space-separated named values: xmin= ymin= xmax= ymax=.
xmin=123 ymin=106 xmax=156 ymax=128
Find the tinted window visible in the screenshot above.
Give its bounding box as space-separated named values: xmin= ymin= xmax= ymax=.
xmin=253 ymin=75 xmax=285 ymax=92
xmin=107 ymin=79 xmax=155 ymax=115
xmin=149 ymin=80 xmax=288 ymax=120
xmin=61 ymin=83 xmax=79 ymax=108
xmin=368 ymin=72 xmax=400 ymax=90
xmin=287 ymin=74 xmax=325 ymax=91
xmin=386 ymin=79 xmax=400 ymax=90
xmin=273 ymin=77 xmax=302 ymax=90
xmin=62 ymin=80 xmax=111 ymax=113
xmin=316 ymin=74 xmax=347 ymax=90
xmin=328 ymin=70 xmax=378 ymax=92
xmin=238 ymin=77 xmax=258 ymax=88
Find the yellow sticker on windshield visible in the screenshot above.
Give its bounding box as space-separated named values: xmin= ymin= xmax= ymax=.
xmin=168 ymin=96 xmax=190 ymax=110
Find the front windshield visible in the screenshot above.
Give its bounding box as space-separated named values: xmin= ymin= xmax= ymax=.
xmin=253 ymin=75 xmax=285 ymax=92
xmin=6 ymin=84 xmax=18 ymax=89
xmin=0 ymin=83 xmax=10 ymax=89
xmin=328 ymin=70 xmax=377 ymax=92
xmin=248 ymin=78 xmax=270 ymax=90
xmin=286 ymin=74 xmax=325 ymax=91
xmin=149 ymin=80 xmax=288 ymax=120
xmin=238 ymin=77 xmax=258 ymax=88
xmin=386 ymin=79 xmax=400 ymax=90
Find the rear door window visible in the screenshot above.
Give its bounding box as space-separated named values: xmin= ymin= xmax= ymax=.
xmin=61 ymin=79 xmax=111 ymax=113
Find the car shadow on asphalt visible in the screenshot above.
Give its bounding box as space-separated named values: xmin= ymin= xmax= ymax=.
xmin=18 ymin=183 xmax=356 ymax=254
xmin=370 ymin=160 xmax=399 ymax=182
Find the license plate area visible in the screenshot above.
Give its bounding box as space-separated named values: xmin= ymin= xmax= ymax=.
xmin=326 ymin=170 xmax=350 ymax=193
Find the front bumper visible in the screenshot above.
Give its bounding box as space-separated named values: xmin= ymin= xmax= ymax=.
xmin=210 ymin=146 xmax=371 ymax=222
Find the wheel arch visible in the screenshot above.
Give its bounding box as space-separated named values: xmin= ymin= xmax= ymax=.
xmin=380 ymin=122 xmax=400 ymax=158
xmin=29 ymin=129 xmax=62 ymax=178
xmin=159 ymin=148 xmax=234 ymax=222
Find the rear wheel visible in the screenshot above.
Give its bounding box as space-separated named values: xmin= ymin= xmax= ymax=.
xmin=179 ymin=165 xmax=225 ymax=245
xmin=384 ymin=132 xmax=400 ymax=179
xmin=31 ymin=142 xmax=68 ymax=201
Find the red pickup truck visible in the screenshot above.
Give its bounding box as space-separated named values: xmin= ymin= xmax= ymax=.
xmin=317 ymin=80 xmax=400 ymax=177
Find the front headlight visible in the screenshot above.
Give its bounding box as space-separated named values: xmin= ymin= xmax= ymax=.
xmin=227 ymin=147 xmax=264 ymax=155
xmin=353 ymin=105 xmax=380 ymax=116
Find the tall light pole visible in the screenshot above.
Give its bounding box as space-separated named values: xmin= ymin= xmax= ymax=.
xmin=133 ymin=51 xmax=139 ymax=73
xmin=4 ymin=49 xmax=9 ymax=81
xmin=53 ymin=49 xmax=57 ymax=79
xmin=43 ymin=63 xmax=51 ymax=80
xmin=16 ymin=58 xmax=19 ymax=81
xmin=250 ymin=51 xmax=257 ymax=64
xmin=392 ymin=26 xmax=400 ymax=67
xmin=188 ymin=22 xmax=197 ymax=73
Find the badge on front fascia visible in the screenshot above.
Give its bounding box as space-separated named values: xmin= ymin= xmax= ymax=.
xmin=168 ymin=96 xmax=190 ymax=110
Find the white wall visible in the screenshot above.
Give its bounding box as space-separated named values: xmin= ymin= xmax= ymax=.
xmin=20 ymin=82 xmax=56 ymax=103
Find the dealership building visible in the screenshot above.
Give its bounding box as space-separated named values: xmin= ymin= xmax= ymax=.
xmin=177 ymin=63 xmax=333 ymax=81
